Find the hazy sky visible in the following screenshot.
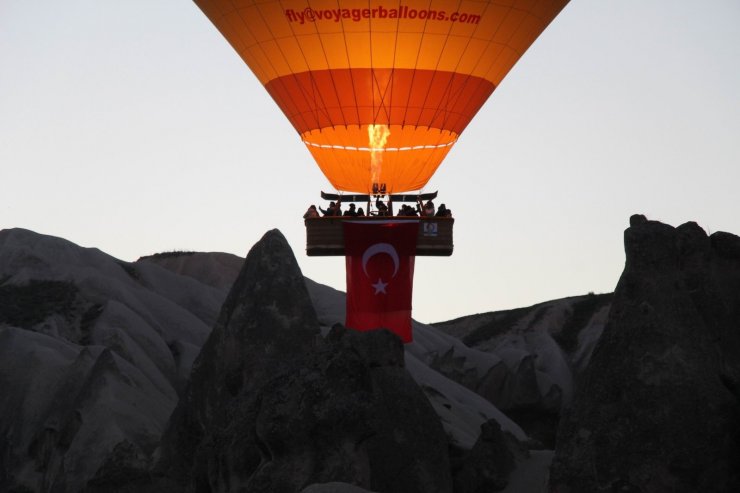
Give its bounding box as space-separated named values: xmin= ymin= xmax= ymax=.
xmin=2 ymin=1 xmax=739 ymax=323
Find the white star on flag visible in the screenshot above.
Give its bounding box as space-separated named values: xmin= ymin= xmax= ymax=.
xmin=372 ymin=278 xmax=388 ymax=294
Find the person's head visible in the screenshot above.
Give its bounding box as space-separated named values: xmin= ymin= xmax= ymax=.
xmin=349 ymin=203 xmax=355 ymax=209
xmin=329 ymin=201 xmax=335 ymax=207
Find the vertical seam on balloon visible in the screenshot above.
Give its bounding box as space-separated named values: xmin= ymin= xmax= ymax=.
xmin=441 ymin=4 xmax=509 ymax=133
xmin=371 ymin=71 xmax=389 ymax=125
xmin=411 ymin=0 xmax=462 ymax=130
xmin=407 ymin=0 xmax=465 ymax=193
xmin=445 ymin=1 xmax=551 ymax=134
xmin=368 ymin=0 xmax=375 ymax=126
xmin=315 ymin=0 xmax=353 ymax=129
xmin=337 ymin=3 xmax=362 ymax=128
xmin=232 ymin=2 xmax=310 ymax=134
xmin=238 ymin=0 xmax=313 ymax=134
xmin=213 ymin=6 xmax=280 ymax=122
xmin=406 ymin=136 xmax=451 ymax=193
xmin=388 ymin=0 xmax=404 ymax=132
xmin=421 ymin=0 xmax=469 ymax=179
xmin=284 ymin=0 xmax=339 ymax=129
xmin=442 ymin=3 xmax=524 ymax=135
xmin=304 ymin=0 xmax=347 ymax=129
xmin=372 ymin=70 xmax=394 ymax=125
xmin=368 ymin=2 xmax=392 ymax=128
xmin=386 ymin=1 xmax=405 ymax=194
xmin=400 ymin=0 xmax=432 ymax=128
xmin=368 ymin=3 xmax=396 ymax=126
xmin=419 ymin=0 xmax=505 ymax=189
xmin=300 ymin=0 xmax=330 ymax=128
xmin=332 ymin=0 xmax=361 ymax=190
xmin=447 ymin=0 xmax=552 ymax=135
xmin=254 ymin=0 xmax=324 ymax=130
xmin=426 ymin=0 xmax=490 ymax=137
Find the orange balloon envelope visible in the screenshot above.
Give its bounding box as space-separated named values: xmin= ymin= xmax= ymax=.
xmin=195 ymin=0 xmax=569 ymax=194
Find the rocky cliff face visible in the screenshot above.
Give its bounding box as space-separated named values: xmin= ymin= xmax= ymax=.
xmin=151 ymin=230 xmax=452 ymax=493
xmin=0 ymin=228 xmax=224 ymax=493
xmin=431 ymin=293 xmax=612 ymax=447
xmin=0 ymin=228 xmax=530 ymax=493
xmin=156 ymin=229 xmax=321 ymax=485
xmin=6 ymin=215 xmax=738 ymax=493
xmin=550 ymin=215 xmax=740 ymax=492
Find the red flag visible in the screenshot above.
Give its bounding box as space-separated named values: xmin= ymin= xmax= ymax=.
xmin=344 ymin=220 xmax=419 ymax=343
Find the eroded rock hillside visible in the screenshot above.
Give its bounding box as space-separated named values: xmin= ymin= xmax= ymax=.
xmin=549 ymin=216 xmax=740 ymax=492
xmin=2 ymin=215 xmax=738 ymax=493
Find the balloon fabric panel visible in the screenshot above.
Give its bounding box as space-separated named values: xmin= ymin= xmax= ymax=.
xmin=195 ymin=0 xmax=570 ymax=193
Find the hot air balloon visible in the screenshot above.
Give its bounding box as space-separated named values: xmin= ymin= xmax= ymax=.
xmin=195 ymin=0 xmax=569 ymax=340
xmin=195 ymin=0 xmax=568 ymax=195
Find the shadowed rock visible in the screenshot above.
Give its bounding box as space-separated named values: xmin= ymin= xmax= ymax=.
xmin=156 ymin=229 xmax=320 ymax=488
xmin=154 ymin=230 xmax=452 ymax=493
xmin=452 ymin=419 xmax=527 ymax=492
xmin=550 ymin=216 xmax=740 ymax=492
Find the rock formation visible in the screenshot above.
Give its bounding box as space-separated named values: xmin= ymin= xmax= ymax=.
xmin=154 ymin=230 xmax=453 ymax=493
xmin=1 ymin=227 xmax=527 ymax=492
xmin=10 ymin=215 xmax=738 ymax=493
xmin=0 ymin=228 xmax=222 ymax=492
xmin=550 ymin=215 xmax=740 ymax=492
xmin=451 ymin=418 xmax=527 ymax=493
xmin=431 ymin=293 xmax=612 ymax=447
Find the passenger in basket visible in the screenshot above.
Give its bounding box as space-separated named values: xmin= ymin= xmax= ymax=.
xmin=435 ymin=204 xmax=452 ymax=218
xmin=303 ymin=205 xmax=319 ymax=218
xmin=319 ymin=201 xmax=337 ymax=216
xmin=422 ymin=200 xmax=435 ymax=217
xmin=376 ymin=198 xmax=389 ymax=216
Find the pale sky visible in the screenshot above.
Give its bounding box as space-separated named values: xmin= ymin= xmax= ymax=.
xmin=2 ymin=1 xmax=739 ymax=323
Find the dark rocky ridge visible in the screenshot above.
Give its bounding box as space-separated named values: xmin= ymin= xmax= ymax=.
xmin=151 ymin=230 xmax=454 ymax=493
xmin=0 ymin=228 xmax=528 ymax=493
xmin=4 ymin=215 xmax=740 ymax=492
xmin=550 ymin=215 xmax=740 ymax=492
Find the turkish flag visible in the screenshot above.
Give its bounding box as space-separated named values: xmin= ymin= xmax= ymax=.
xmin=344 ymin=220 xmax=419 ymax=343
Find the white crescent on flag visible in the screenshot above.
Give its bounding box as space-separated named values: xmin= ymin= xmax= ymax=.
xmin=361 ymin=243 xmax=400 ymax=278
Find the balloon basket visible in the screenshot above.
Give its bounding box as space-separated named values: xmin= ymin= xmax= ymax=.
xmin=305 ymin=216 xmax=453 ymax=257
